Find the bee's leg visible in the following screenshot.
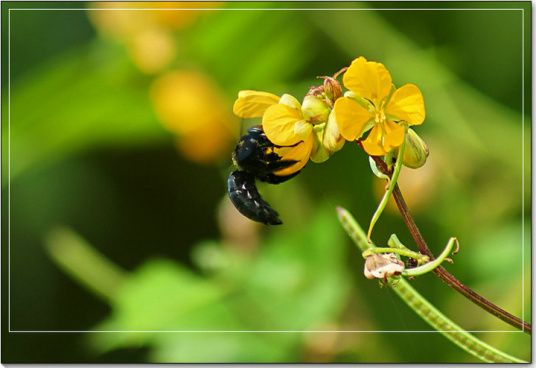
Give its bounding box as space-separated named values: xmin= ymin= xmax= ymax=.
xmin=257 ymin=170 xmax=301 ymax=184
xmin=261 ymin=158 xmax=298 ymax=171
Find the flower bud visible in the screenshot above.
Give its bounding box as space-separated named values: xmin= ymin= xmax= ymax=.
xmin=322 ymin=76 xmax=342 ymax=101
xmin=301 ymin=95 xmax=330 ymax=123
xmin=310 ymin=123 xmax=330 ymax=163
xmin=401 ymin=128 xmax=429 ymax=169
xmin=294 ymin=120 xmax=313 ymax=140
xmin=279 ymin=93 xmax=301 ymax=110
xmin=322 ymin=111 xmax=345 ymax=153
xmin=310 ymin=112 xmax=346 ymax=164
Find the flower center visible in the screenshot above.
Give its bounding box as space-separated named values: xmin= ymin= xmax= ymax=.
xmin=374 ymin=109 xmax=386 ymax=125
xmin=373 ymin=108 xmax=389 ymax=146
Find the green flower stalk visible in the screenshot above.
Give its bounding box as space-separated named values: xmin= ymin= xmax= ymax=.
xmin=366 ymin=124 xmax=408 ymax=240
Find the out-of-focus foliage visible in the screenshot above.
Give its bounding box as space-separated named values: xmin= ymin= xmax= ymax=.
xmin=45 ymin=209 xmax=351 ymax=362
xmin=3 ymin=1 xmax=530 ymax=363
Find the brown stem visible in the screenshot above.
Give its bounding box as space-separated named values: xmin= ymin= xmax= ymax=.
xmin=370 ymin=154 xmax=532 ymax=334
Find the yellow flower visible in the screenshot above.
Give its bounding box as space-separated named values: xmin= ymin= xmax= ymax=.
xmin=333 ymin=57 xmax=425 ymax=156
xmin=233 ymin=91 xmax=340 ymax=176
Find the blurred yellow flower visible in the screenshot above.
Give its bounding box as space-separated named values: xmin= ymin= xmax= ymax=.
xmin=151 ymin=70 xmax=235 ymax=163
xmin=176 ymin=120 xmax=234 ymax=164
xmin=334 ymin=57 xmax=425 ymax=156
xmin=128 ymin=28 xmax=176 ymax=74
xmin=89 ymin=2 xmax=218 ymax=74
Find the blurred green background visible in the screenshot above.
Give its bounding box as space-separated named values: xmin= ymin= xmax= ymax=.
xmin=1 ymin=1 xmax=531 ymax=363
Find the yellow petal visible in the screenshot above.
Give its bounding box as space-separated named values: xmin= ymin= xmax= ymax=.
xmin=232 ymin=90 xmax=280 ymax=118
xmin=361 ymin=125 xmax=386 ymax=156
xmin=262 ymin=104 xmax=304 ymax=146
xmin=343 ymin=56 xmax=392 ymax=106
xmin=333 ymin=97 xmax=371 ymax=141
xmin=273 ymin=134 xmax=314 ymax=176
xmin=382 ymin=120 xmax=405 ymax=152
xmin=385 ymin=84 xmax=425 ymax=125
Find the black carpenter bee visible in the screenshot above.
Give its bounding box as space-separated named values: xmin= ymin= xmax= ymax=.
xmin=227 ymin=125 xmax=301 ymax=225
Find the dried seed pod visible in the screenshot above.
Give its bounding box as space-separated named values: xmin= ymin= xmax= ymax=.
xmin=364 ymin=253 xmax=405 ymax=280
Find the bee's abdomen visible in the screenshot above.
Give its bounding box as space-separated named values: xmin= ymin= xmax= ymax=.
xmin=227 ymin=170 xmax=282 ymax=225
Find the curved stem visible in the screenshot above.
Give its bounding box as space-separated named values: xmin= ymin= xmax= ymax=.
xmin=363 ymin=247 xmax=427 ymax=263
xmin=403 ymin=237 xmax=457 ymax=277
xmin=336 ymin=207 xmax=526 ymax=363
xmin=370 ymin=155 xmax=532 ymax=334
xmin=367 ymin=128 xmax=406 ymax=240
